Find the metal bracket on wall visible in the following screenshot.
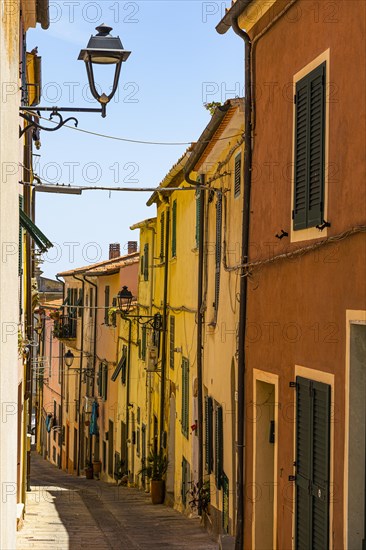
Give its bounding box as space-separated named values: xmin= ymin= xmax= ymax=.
xmin=19 ymin=105 xmax=103 ymax=138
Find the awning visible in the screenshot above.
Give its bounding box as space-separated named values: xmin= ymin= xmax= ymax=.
xmin=111 ymin=354 xmax=126 ymax=382
xmin=20 ymin=209 xmax=53 ymax=252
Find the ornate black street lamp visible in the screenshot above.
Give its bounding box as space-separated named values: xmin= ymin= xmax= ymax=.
xmin=116 ymin=286 xmax=162 ymax=330
xmin=19 ymin=24 xmax=130 ymax=136
xmin=117 ymin=285 xmax=133 ymax=314
xmin=78 ymin=24 xmax=130 ymax=118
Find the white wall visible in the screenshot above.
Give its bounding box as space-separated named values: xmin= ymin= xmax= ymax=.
xmin=0 ymin=1 xmax=22 ymax=546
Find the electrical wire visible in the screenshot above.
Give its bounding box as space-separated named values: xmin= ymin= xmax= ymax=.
xmin=18 ymin=163 xmax=220 ymax=194
xmin=223 ymin=225 xmax=366 ymax=275
xmin=23 ymin=110 xmax=243 ymax=146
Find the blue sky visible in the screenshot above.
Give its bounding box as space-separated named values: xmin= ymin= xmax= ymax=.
xmin=27 ymin=1 xmax=243 ymax=279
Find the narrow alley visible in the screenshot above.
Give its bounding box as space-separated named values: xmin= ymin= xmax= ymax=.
xmin=16 ymin=453 xmax=218 ymax=550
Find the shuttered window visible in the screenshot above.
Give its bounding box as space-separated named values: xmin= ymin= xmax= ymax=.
xmin=215 ymin=405 xmax=223 ymax=489
xmin=214 ymin=194 xmax=222 ymax=312
xmin=143 ymin=243 xmax=149 ymax=281
xmin=181 ymin=358 xmax=189 ymax=438
xmin=160 ymin=211 xmax=165 ymax=261
xmin=104 ymin=285 xmax=110 ymax=325
xmin=171 ymin=200 xmax=177 ymax=257
xmin=98 ymin=362 xmax=108 ymax=401
xmin=234 ymin=153 xmax=241 ymax=198
xmin=169 ymin=316 xmax=175 ymax=369
xmin=205 ymin=396 xmax=213 ymax=473
xmin=295 ymin=376 xmax=330 ymax=549
xmin=293 ymin=63 xmax=326 ymax=230
xmin=141 ymin=325 xmax=147 ymax=361
xmin=111 ymin=297 xmax=117 ymax=327
xmin=19 ymin=195 xmax=23 ymax=275
xmin=89 ymin=288 xmax=93 ymax=318
xmin=181 ymin=456 xmax=190 ymax=506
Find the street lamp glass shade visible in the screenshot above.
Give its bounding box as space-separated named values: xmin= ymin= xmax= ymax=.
xmin=117 ymin=286 xmax=133 ymax=313
xmin=64 ymin=350 xmax=74 ymax=368
xmin=78 ymin=24 xmax=131 ymax=65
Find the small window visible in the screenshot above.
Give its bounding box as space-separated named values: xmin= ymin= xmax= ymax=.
xmin=234 ymin=153 xmax=241 ymax=198
xmin=169 ymin=316 xmax=175 ymax=370
xmin=171 ymin=200 xmax=177 ymax=257
xmin=141 ymin=326 xmax=147 ymax=361
xmin=293 ymin=62 xmax=326 ymax=230
xmin=143 ymin=243 xmax=149 ymax=281
xmin=98 ymin=362 xmax=108 ymax=401
xmin=160 ymin=211 xmax=165 ymax=261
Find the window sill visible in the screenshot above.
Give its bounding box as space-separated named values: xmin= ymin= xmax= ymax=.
xmin=290 ymin=224 xmax=327 ymax=243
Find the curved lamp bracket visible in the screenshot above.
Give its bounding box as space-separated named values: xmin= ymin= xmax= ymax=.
xmin=19 ymin=110 xmax=78 ymax=138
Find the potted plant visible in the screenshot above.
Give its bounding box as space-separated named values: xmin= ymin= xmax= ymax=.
xmin=85 ymin=461 xmax=93 ymax=479
xmin=92 ymin=459 xmax=102 ymax=477
xmin=139 ymin=449 xmax=168 ymax=504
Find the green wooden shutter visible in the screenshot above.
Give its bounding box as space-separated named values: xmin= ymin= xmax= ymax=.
xmin=295 ymin=377 xmax=312 ymax=549
xmin=214 ymin=194 xmax=222 ymax=312
xmin=104 ymin=285 xmax=110 ymax=325
xmin=97 ymin=363 xmax=102 ymax=397
xmin=181 ymin=358 xmax=189 ymax=438
xmin=102 ymin=363 xmax=108 ymax=401
xmin=19 ymin=195 xmax=23 ymax=275
xmin=215 ymin=405 xmax=223 ymax=489
xmin=234 ymin=153 xmax=241 ymax=198
xmin=171 ymin=200 xmax=177 ymax=257
xmin=293 ymin=63 xmax=325 ymax=230
xmin=311 ymin=380 xmax=330 ymax=549
xmin=160 ymin=211 xmax=165 ymax=260
xmin=143 ymin=243 xmax=149 ymax=281
xmin=205 ymin=396 xmax=213 ymax=473
xmin=222 ymin=472 xmax=229 ymax=533
xmin=141 ymin=325 xmax=147 ymax=361
xmin=111 ymin=297 xmax=117 ymax=327
xmin=169 ymin=315 xmax=175 ymax=369
xmin=181 ymin=456 xmax=190 ymax=506
xmin=121 ymin=346 xmax=127 ymax=385
xmin=295 ymin=376 xmax=330 ymax=550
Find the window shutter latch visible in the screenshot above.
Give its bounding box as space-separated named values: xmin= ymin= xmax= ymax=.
xmin=289 ymin=381 xmax=297 ymax=389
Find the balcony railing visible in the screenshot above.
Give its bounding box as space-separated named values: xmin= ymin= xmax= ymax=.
xmin=53 ymin=315 xmax=77 ymax=339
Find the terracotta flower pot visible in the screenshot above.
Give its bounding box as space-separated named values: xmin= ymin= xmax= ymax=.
xmin=92 ymin=460 xmax=101 ymax=475
xmin=150 ymin=480 xmax=165 ymax=504
xmin=85 ymin=467 xmax=93 ymax=479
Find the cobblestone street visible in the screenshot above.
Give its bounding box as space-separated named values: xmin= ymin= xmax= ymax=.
xmin=16 ymin=453 xmax=218 ymax=550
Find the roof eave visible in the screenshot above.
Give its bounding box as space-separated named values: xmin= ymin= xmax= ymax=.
xmin=215 ymin=0 xmax=253 ymax=34
xmin=184 ymin=101 xmax=232 ymax=176
xmin=36 ymin=0 xmax=50 ymax=30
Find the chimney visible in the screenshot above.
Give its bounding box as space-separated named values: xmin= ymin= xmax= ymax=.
xmin=127 ymin=241 xmax=138 ymax=254
xmin=109 ymin=243 xmax=120 ymax=259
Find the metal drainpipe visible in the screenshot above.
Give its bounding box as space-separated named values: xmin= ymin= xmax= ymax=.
xmin=184 ymin=172 xmax=205 ymax=515
xmin=159 ymin=207 xmax=170 ymax=450
xmin=125 ymin=319 xmax=132 ymax=474
xmin=231 ymin=16 xmax=252 ymax=550
xmin=72 ymin=273 xmax=85 ymax=476
xmin=145 ymin=223 xmax=156 ymax=458
xmin=23 ymin=128 xmax=33 ymax=492
xmin=83 ymin=274 xmax=98 ymax=463
xmin=56 ymin=274 xmax=65 ymax=467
